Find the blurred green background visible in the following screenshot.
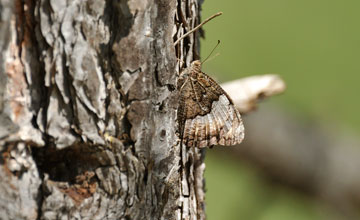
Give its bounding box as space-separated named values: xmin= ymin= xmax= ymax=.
xmin=200 ymin=0 xmax=360 ymax=219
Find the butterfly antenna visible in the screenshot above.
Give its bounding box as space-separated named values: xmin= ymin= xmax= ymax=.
xmin=202 ymin=40 xmax=220 ymax=64
xmin=203 ymin=52 xmax=220 ymax=63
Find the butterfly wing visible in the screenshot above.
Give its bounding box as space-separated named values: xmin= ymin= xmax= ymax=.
xmin=178 ymin=71 xmax=244 ymax=148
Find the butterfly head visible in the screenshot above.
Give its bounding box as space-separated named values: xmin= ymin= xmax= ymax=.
xmin=190 ymin=60 xmax=202 ymax=77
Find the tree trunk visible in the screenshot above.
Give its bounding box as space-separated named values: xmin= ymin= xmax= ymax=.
xmin=0 ymin=0 xmax=205 ymax=219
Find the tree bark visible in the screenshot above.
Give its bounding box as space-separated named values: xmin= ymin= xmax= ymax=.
xmin=0 ymin=0 xmax=205 ymax=219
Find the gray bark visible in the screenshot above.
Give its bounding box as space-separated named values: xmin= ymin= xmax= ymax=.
xmin=0 ymin=0 xmax=205 ymax=219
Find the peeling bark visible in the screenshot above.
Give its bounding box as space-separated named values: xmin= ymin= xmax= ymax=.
xmin=0 ymin=0 xmax=205 ymax=219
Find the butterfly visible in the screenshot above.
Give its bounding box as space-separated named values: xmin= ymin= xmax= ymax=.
xmin=177 ymin=60 xmax=245 ymax=148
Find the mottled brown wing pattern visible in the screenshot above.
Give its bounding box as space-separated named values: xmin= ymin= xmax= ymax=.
xmin=177 ymin=60 xmax=245 ymax=148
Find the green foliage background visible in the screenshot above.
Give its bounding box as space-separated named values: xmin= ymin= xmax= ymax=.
xmin=200 ymin=1 xmax=360 ymax=219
